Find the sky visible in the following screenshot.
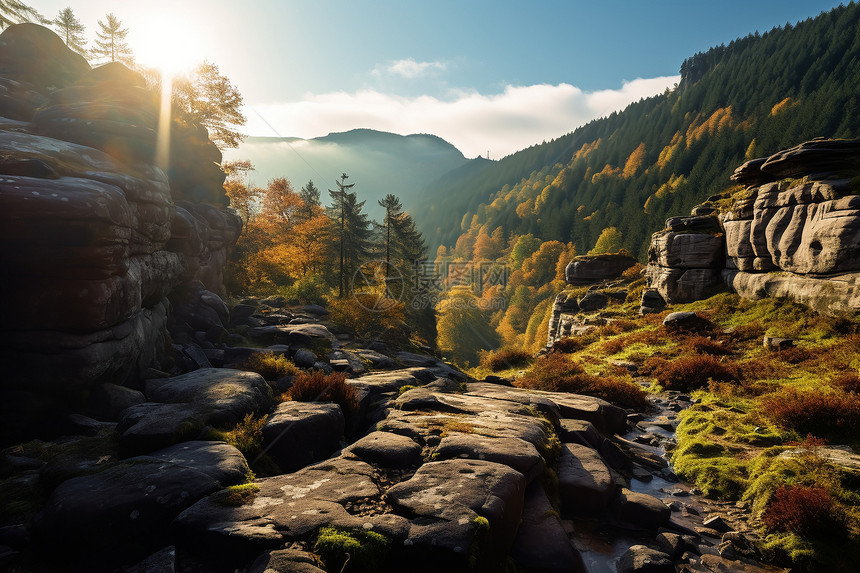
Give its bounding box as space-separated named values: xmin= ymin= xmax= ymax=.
xmin=31 ymin=0 xmax=848 ymax=158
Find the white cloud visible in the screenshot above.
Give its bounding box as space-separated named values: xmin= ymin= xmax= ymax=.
xmin=244 ymin=76 xmax=680 ymax=158
xmin=382 ymin=58 xmax=447 ymax=78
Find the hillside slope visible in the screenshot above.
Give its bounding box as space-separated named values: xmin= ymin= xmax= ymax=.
xmin=416 ymin=2 xmax=860 ymax=258
xmin=224 ymin=129 xmax=468 ymax=219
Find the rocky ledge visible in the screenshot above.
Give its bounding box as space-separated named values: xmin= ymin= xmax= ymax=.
xmin=645 ymin=138 xmax=860 ymax=316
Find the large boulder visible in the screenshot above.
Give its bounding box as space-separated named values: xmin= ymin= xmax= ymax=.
xmin=565 ymin=252 xmax=637 ymax=285
xmin=261 ymin=401 xmax=345 ymax=472
xmin=558 ymin=443 xmax=615 ymax=513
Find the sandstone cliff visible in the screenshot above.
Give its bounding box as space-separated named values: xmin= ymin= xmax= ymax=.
xmin=645 ymin=138 xmax=860 ymax=316
xmin=0 ymin=24 xmax=241 ymax=441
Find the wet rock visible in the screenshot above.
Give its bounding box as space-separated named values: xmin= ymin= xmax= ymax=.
xmin=558 ymin=443 xmax=614 ymax=512
xmin=617 ymin=545 xmax=674 ymax=573
xmin=656 ymin=531 xmax=685 ymax=558
xmin=610 ymin=488 xmax=671 ymax=529
xmin=262 ymin=402 xmax=345 ymax=473
xmin=510 ymin=482 xmax=585 ymax=573
xmin=346 ymin=431 xmax=422 ymax=468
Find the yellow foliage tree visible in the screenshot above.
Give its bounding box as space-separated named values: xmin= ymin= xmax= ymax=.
xmin=622 ymin=143 xmax=647 ymax=178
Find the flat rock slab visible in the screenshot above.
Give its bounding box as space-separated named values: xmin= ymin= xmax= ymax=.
xmin=173 ymin=457 xmax=397 ymax=566
xmin=465 ymin=383 xmax=627 ymax=435
xmin=387 ymin=459 xmax=526 ymax=571
xmin=33 ymin=442 xmax=248 ymax=566
xmin=245 ymin=324 xmax=335 ymax=346
xmin=434 ymin=434 xmax=544 ymax=484
xmin=261 ymin=402 xmax=345 ymax=473
xmin=346 ymin=431 xmax=423 ymax=468
xmin=119 ymin=369 xmax=271 ymax=454
xmin=558 ymin=419 xmax=603 ymax=449
xmin=558 ymin=443 xmax=615 ymax=513
xmin=509 ymin=482 xmax=585 ymax=573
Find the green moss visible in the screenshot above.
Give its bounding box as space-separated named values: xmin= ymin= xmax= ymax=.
xmin=314 ymin=526 xmax=389 ymax=573
xmin=468 ymin=516 xmax=491 ymax=570
xmin=215 ymin=482 xmax=260 ymax=507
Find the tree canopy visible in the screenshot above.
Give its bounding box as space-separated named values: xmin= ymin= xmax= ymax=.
xmin=92 ymin=13 xmax=132 ymax=66
xmin=53 ymin=7 xmax=87 ymax=57
xmin=0 ymin=0 xmax=45 ymax=29
xmin=172 ymin=61 xmax=246 ymax=149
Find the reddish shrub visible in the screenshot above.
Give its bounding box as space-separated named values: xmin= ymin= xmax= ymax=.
xmin=762 ymin=485 xmax=836 ymax=535
xmin=684 ymin=335 xmax=735 ymax=356
xmin=726 ymin=322 xmax=766 ymax=343
xmin=515 ymin=354 xmax=648 ymax=409
xmin=481 ymin=347 xmax=533 ymax=371
xmin=775 ymin=346 xmax=817 ymax=365
xmin=759 ymin=387 xmax=860 ymax=438
xmin=289 ymin=371 xmax=358 ymax=416
xmin=830 ymin=372 xmax=860 ymax=394
xmin=551 ymin=337 xmax=587 ymax=354
xmin=641 ymin=354 xmax=740 ymax=391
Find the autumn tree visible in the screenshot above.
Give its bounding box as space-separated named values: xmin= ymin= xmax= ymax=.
xmin=222 ymin=160 xmax=256 ymax=224
xmin=172 ymin=61 xmax=246 ymax=149
xmin=0 ymin=0 xmax=45 ymax=29
xmin=53 ymin=7 xmax=86 ymax=57
xmin=589 ymin=227 xmax=623 ymax=255
xmin=437 ymin=287 xmax=500 ymax=367
xmin=92 ymin=13 xmax=133 ymax=66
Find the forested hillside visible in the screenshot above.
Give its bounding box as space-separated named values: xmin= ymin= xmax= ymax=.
xmin=416 ymin=2 xmax=860 ymax=260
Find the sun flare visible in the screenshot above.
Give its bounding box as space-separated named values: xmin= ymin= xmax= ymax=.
xmin=134 ymin=15 xmax=203 ymax=79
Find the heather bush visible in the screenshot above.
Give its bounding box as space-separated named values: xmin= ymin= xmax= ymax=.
xmin=550 ymin=337 xmax=588 ymax=353
xmin=641 ymin=354 xmax=740 ymax=391
xmin=684 ymin=335 xmax=734 ymax=356
xmin=480 ymin=347 xmax=533 ymax=371
xmin=515 ymin=354 xmax=648 ymax=409
xmin=762 ymin=485 xmax=837 ymax=535
xmin=289 ymin=370 xmax=358 ymax=417
xmin=830 ymin=372 xmax=860 ymax=394
xmin=759 ymin=387 xmax=860 ymax=439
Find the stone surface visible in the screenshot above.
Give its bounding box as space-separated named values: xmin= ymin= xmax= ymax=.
xmin=617 ymin=545 xmax=674 ymax=573
xmin=558 ymin=443 xmax=615 ymax=512
xmin=434 ymin=434 xmax=544 ymax=483
xmin=347 ymin=430 xmax=422 ymax=468
xmin=565 ymin=252 xmax=637 ymax=285
xmin=33 ymin=442 xmax=248 ymax=567
xmin=246 ymin=549 xmax=326 ymax=573
xmin=610 ymin=488 xmax=671 ymax=529
xmin=509 ymin=482 xmax=585 ymax=573
xmin=261 ymin=401 xmax=345 ymax=472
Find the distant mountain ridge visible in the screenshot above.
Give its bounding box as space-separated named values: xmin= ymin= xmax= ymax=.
xmin=413 ymin=2 xmax=860 ymax=258
xmin=223 ymin=129 xmax=469 ymax=220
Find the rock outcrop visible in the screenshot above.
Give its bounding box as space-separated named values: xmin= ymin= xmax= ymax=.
xmin=645 ymin=139 xmax=860 ymax=315
xmin=0 ymin=24 xmax=241 ymax=442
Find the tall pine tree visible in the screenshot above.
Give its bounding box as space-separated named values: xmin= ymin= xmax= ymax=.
xmin=53 ymin=7 xmax=87 ymax=58
xmin=328 ymin=174 xmax=372 ymax=298
xmin=92 ymin=13 xmax=133 ymax=66
xmin=0 ymin=1 xmax=45 ymax=29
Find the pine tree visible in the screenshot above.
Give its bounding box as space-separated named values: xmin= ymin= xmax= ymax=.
xmin=93 ymin=13 xmax=133 ymax=66
xmin=328 ymin=174 xmax=372 ymax=298
xmin=53 ymin=7 xmax=87 ymax=58
xmin=298 ymin=180 xmax=321 ymax=222
xmin=378 ymin=194 xmax=403 ymax=275
xmin=0 ymin=0 xmax=45 ymax=29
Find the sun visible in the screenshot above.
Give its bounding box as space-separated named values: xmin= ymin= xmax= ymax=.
xmin=132 ymin=14 xmax=204 ymax=79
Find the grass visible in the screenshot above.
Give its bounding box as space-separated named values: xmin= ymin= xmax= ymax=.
xmin=240 ymin=351 xmax=300 ymax=380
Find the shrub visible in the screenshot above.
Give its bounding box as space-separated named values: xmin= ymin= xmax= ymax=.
xmin=830 ymin=372 xmax=860 ymax=394
xmin=480 ymin=347 xmax=533 ymax=371
xmin=641 ymin=355 xmax=740 ymax=391
xmin=218 ymin=413 xmax=268 ymax=460
xmin=551 ymin=337 xmax=588 ymax=353
xmin=515 ymin=354 xmax=648 ymax=409
xmin=278 ymin=274 xmax=329 ymax=305
xmin=240 ymin=352 xmax=299 ymax=380
xmin=289 ymin=370 xmax=358 ymax=417
xmin=774 ymin=346 xmax=817 ymax=365
xmin=684 ymin=335 xmax=735 ymax=356
xmin=759 ymin=387 xmax=860 ymax=439
xmin=328 ymin=294 xmax=407 ymax=341
xmin=762 ymin=485 xmax=836 ymax=535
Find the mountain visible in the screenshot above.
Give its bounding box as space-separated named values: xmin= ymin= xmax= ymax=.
xmin=414 ymin=2 xmax=860 ymax=259
xmin=223 ymin=129 xmax=468 ymax=219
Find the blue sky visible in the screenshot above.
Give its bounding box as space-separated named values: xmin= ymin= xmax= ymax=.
xmin=32 ymin=1 xmax=848 ymax=156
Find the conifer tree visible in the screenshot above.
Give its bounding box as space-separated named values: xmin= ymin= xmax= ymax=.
xmin=53 ymin=7 xmax=87 ymax=57
xmin=328 ymin=174 xmax=372 ymax=297
xmin=299 ymin=180 xmax=321 ymax=222
xmin=0 ymin=1 xmax=45 ymax=29
xmin=93 ymin=13 xmax=133 ymax=66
